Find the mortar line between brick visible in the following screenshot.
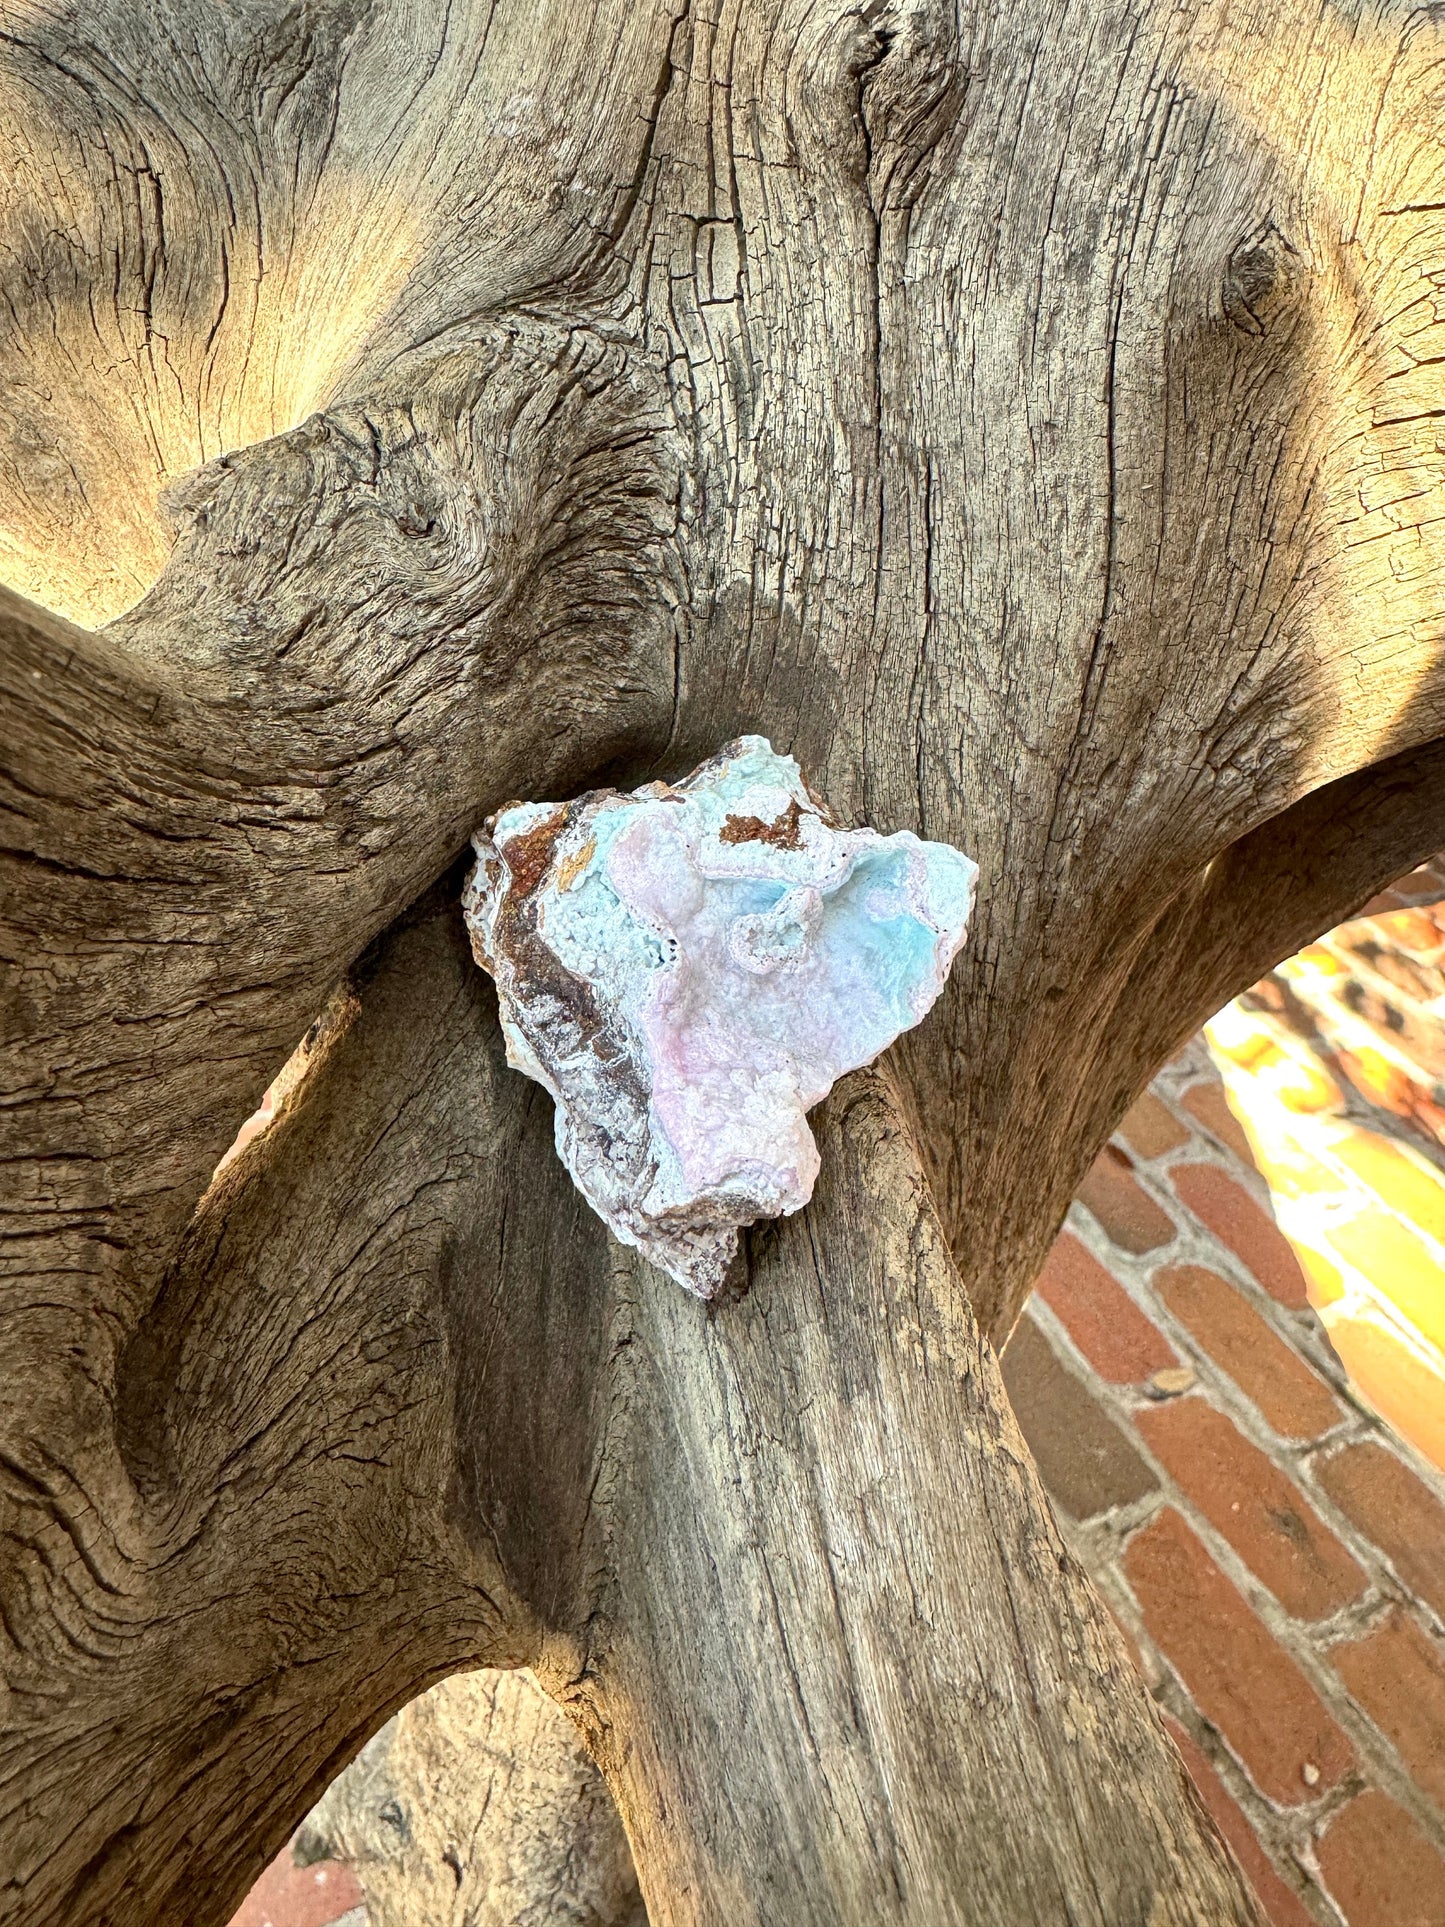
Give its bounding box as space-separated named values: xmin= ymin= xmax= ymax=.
xmin=1063 ymin=1513 xmax=1348 ymax=1926
xmin=1065 ymin=1203 xmax=1364 ymax=1470
xmin=1029 ymin=1050 xmax=1445 ymax=1871
xmin=1035 ymin=1301 xmax=1445 ymax=1863
xmin=1068 ymin=1179 xmax=1354 ymax=1400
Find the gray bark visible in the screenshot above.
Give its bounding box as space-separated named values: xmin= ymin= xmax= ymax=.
xmin=5 ymin=0 xmax=1445 ymax=1922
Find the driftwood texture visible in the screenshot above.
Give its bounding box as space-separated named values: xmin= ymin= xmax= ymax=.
xmin=6 ymin=0 xmax=1445 ymax=1921
xmin=296 ymin=1669 xmax=647 ymax=1927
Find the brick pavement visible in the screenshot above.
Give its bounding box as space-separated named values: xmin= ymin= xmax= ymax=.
xmin=1007 ymin=1031 xmax=1445 ymax=1927
xmin=1210 ymin=863 xmax=1445 ymax=1471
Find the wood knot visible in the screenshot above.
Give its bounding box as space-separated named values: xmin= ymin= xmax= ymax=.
xmin=1222 ymin=221 xmax=1304 ymax=338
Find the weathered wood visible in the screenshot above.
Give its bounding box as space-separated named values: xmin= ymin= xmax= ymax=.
xmin=548 ymin=1066 xmax=1266 ymax=1926
xmin=2 ymin=890 xmax=1264 ymax=1924
xmin=6 ymin=0 xmax=1445 ymax=1920
xmin=296 ymin=1669 xmax=647 ymax=1927
xmin=1 ymin=889 xmax=507 ymax=1924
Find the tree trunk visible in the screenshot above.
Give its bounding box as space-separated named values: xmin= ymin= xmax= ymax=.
xmin=5 ymin=0 xmax=1445 ymax=1921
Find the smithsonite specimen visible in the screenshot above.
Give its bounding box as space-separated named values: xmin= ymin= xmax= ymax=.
xmin=463 ymin=737 xmax=976 ymax=1296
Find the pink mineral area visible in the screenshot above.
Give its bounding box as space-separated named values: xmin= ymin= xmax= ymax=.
xmin=603 ymin=791 xmax=961 ymax=1217
xmin=465 ymin=736 xmax=976 ymax=1294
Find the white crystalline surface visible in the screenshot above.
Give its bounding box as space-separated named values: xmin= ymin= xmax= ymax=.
xmin=463 ymin=737 xmax=977 ymax=1296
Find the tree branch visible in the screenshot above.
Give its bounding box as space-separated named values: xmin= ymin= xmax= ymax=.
xmin=2 ymin=880 xmax=1264 ymax=1926
xmin=553 ymin=1069 xmax=1262 ymax=1926
xmin=2 ymin=321 xmax=678 ymax=1259
xmin=955 ymin=733 xmax=1445 ymax=1344
xmin=2 ymin=881 xmax=524 ymax=1924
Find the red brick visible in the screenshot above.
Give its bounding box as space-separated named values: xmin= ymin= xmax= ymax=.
xmin=1076 ymin=1146 xmax=1178 ymax=1255
xmin=1361 ymin=888 xmax=1411 ymax=916
xmin=1117 ymin=1091 xmax=1191 ymax=1160
xmin=1123 ymin=1508 xmax=1355 ymax=1805
xmin=1134 ymin=1400 xmax=1366 ymax=1620
xmin=1002 ymin=1315 xmax=1160 ymax=1521
xmin=1332 ymin=1047 xmax=1445 ymax=1152
xmin=1329 ymin=1130 xmax=1445 ymax=1247
xmin=229 ymin=1848 xmax=363 ymax=1927
xmin=1364 ymin=863 xmax=1445 ymax=914
xmin=1333 ymin=1610 xmax=1445 ymax=1812
xmin=1035 ymin=1231 xmax=1178 ymax=1383
xmin=1315 ymin=1441 xmax=1445 ymax=1622
xmin=1154 ymin=1265 xmax=1343 ymax=1440
xmin=1326 ymin=1207 xmax=1445 ymax=1355
xmin=1247 ymin=978 xmax=1289 ymax=1016
xmin=1322 ymin=1312 xmax=1445 ymax=1476
xmin=1316 ymin=1791 xmax=1445 ymax=1927
xmin=1162 ymin=1717 xmax=1315 ymax=1927
xmin=1364 ymin=944 xmax=1442 ymax=1009
xmin=1181 ymin=1081 xmax=1256 ymax=1165
xmin=1374 ymin=906 xmax=1445 ymax=963
xmin=1171 ymin=1165 xmax=1310 ymax=1308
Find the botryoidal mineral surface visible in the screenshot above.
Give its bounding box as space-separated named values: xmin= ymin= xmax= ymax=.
xmin=463 ymin=737 xmax=976 ymax=1296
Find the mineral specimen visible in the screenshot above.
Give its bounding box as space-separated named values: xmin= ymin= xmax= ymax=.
xmin=463 ymin=737 xmax=976 ymax=1296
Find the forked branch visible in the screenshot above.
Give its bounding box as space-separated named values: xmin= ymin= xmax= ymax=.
xmin=0 ymin=882 xmax=1267 ymax=1926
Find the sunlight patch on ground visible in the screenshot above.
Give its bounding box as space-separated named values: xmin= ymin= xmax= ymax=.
xmin=1206 ymin=971 xmax=1445 ymax=1474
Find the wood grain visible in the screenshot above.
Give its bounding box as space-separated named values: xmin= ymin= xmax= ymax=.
xmin=6 ymin=0 xmax=1445 ymax=1920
